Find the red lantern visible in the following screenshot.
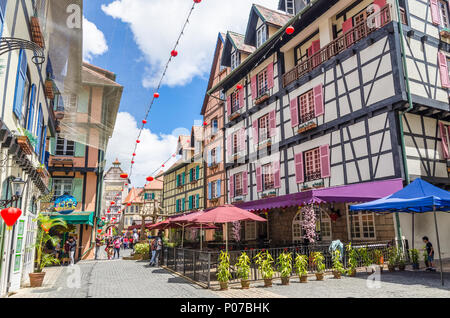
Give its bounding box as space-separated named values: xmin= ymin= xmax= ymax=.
xmin=142 ymin=119 xmax=147 ymax=124
xmin=97 ymin=229 xmax=102 ymax=234
xmin=127 ymin=202 xmax=131 ymax=206
xmin=136 ymin=140 xmax=140 ymax=144
xmin=286 ymin=26 xmax=295 ymax=35
xmin=131 ymin=161 xmax=135 ymax=164
xmin=146 ymin=176 xmax=154 ymax=182
xmin=120 ymin=173 xmax=128 ymax=179
xmin=172 ymin=154 xmax=176 ymax=157
xmin=125 ymin=183 xmax=128 ymax=186
xmin=162 ymin=164 xmax=165 ymax=167
xmin=101 ymin=217 xmax=106 ymax=220
xmin=1 ymin=208 xmax=22 ymax=230
xmin=236 ymin=84 xmax=243 ymax=90
xmin=203 ymin=122 xmax=207 ymax=126
xmin=118 ymin=211 xmax=121 ymax=214
xmin=132 ymin=153 xmax=136 ymax=157
xmin=194 ymin=0 xmax=201 ymax=3
xmin=112 ymin=217 xmax=116 ymax=220
xmin=110 ymin=201 xmax=115 ymax=205
xmin=154 ymin=92 xmax=160 ymax=99
xmin=171 ymin=50 xmax=178 ymax=57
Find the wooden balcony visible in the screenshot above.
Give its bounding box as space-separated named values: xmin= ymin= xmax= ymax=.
xmin=282 ymin=4 xmax=392 ymax=88
xmin=30 ymin=17 xmax=45 ymax=48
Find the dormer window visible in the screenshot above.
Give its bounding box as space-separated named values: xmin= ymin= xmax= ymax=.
xmin=231 ymin=51 xmax=240 ymax=70
xmin=285 ymin=0 xmax=295 ymax=14
xmin=256 ymin=24 xmax=267 ymax=48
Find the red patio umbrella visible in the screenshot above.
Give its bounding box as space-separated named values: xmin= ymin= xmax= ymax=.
xmin=170 ymin=211 xmax=208 ymax=249
xmin=191 ymin=205 xmax=267 ymax=251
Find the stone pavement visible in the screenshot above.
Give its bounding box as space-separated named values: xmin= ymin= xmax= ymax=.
xmin=9 ymin=248 xmax=450 ymax=298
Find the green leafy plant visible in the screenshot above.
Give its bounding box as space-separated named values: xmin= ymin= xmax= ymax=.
xmin=311 ymin=251 xmax=325 ymax=273
xmin=254 ymin=250 xmax=274 ymax=279
xmin=134 ymin=243 xmax=149 ymax=255
xmin=17 ymin=127 xmax=38 ymax=147
xmin=409 ymin=249 xmax=419 ymax=265
xmin=294 ymin=254 xmax=308 ymax=277
xmin=358 ymin=247 xmax=372 ymax=267
xmin=277 ymin=251 xmax=293 ymax=278
xmin=373 ymin=249 xmax=383 ymax=265
xmin=236 ymin=252 xmax=251 ymax=280
xmin=346 ymin=243 xmax=358 ymax=275
xmin=332 ymin=250 xmax=345 ymax=274
xmin=217 ymin=251 xmax=232 ymax=283
xmin=33 ymin=214 xmax=67 ymax=273
xmin=422 ymin=246 xmax=428 ymax=264
xmin=388 ymin=246 xmax=399 ymax=266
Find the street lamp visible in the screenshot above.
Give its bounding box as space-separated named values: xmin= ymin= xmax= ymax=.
xmin=0 ymin=177 xmax=26 ymax=207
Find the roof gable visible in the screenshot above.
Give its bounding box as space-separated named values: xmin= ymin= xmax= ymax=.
xmin=221 ymin=31 xmax=255 ymax=68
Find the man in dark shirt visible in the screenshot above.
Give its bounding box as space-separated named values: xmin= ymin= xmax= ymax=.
xmin=68 ymin=237 xmax=77 ymax=266
xmin=423 ymin=236 xmax=435 ymax=271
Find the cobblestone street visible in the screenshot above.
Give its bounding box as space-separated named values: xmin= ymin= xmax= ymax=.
xmin=8 ymin=248 xmax=450 ymax=298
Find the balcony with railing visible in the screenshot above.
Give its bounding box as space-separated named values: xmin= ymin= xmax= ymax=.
xmin=282 ymin=4 xmax=392 ymax=88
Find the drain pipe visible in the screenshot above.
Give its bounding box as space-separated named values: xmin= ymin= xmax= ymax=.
xmin=394 ymin=0 xmax=413 ymax=250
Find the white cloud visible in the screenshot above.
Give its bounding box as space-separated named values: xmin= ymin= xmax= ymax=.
xmin=83 ymin=17 xmax=109 ymax=61
xmin=101 ymin=0 xmax=279 ymax=88
xmin=105 ymin=112 xmax=181 ymax=186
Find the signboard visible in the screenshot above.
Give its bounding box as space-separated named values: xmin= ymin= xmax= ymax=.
xmin=54 ymin=194 xmax=78 ymax=215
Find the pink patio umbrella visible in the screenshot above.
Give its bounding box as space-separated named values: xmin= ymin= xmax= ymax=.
xmin=170 ymin=211 xmax=207 ymax=249
xmin=191 ymin=205 xmax=267 ymax=251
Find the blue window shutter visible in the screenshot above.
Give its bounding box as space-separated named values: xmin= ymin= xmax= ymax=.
xmin=0 ymin=0 xmax=7 ymax=38
xmin=208 ymin=182 xmax=212 ymax=200
xmin=13 ymin=49 xmax=27 ymax=120
xmin=40 ymin=126 xmax=47 ymax=163
xmin=196 ymin=166 xmax=200 ymax=180
xmin=27 ymin=84 xmax=36 ymax=131
xmin=217 ymin=146 xmax=221 ymax=163
xmin=196 ymin=194 xmax=199 ymax=208
xmin=35 ymin=104 xmax=43 ymax=153
xmin=207 ymin=150 xmax=212 ymax=167
xmin=217 ymin=179 xmax=221 ymax=198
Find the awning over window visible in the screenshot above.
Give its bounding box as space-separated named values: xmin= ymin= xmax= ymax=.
xmin=236 ymin=178 xmax=404 ymax=212
xmin=49 ymin=211 xmax=94 ymax=226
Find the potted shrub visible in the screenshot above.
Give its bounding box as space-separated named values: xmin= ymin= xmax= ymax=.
xmin=134 ymin=243 xmax=150 ymax=260
xmin=254 ymin=250 xmax=274 ymax=287
xmin=30 ymin=214 xmax=67 ymax=287
xmin=422 ymin=246 xmax=429 ymax=268
xmin=387 ymin=246 xmax=398 ymax=272
xmin=332 ymin=250 xmax=345 ymax=279
xmin=374 ymin=249 xmax=384 ymax=272
xmin=294 ymin=254 xmax=308 ymax=283
xmin=312 ymin=251 xmax=325 ymax=281
xmin=398 ymin=254 xmax=406 ymax=271
xmin=217 ymin=251 xmax=232 ymax=290
xmin=358 ymin=247 xmax=373 ymax=273
xmin=409 ymin=249 xmax=419 ymax=270
xmin=277 ymin=250 xmax=292 ymax=285
xmin=346 ymin=244 xmax=358 ymax=277
xmin=236 ymin=252 xmax=251 ymax=289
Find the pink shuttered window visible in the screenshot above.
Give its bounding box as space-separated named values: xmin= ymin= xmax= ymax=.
xmin=431 ymin=0 xmax=442 ymax=25
xmin=258 ymin=114 xmax=270 ymax=142
xmin=256 ymin=166 xmax=263 ymax=192
xmin=227 ymin=95 xmax=231 ymax=115
xmin=232 ymin=132 xmax=238 ymax=155
xmin=299 ymin=90 xmax=315 ymax=124
xmin=234 ymin=173 xmax=242 ymax=197
xmin=373 ymin=0 xmax=387 ymax=9
xmin=229 ymin=174 xmax=235 ymax=198
xmin=438 ymin=52 xmax=450 ymax=88
xmin=242 ymin=171 xmax=248 ymax=195
xmin=311 ymin=39 xmax=321 ymax=68
xmin=439 ymin=122 xmax=449 ymax=159
xmin=239 ymin=87 xmax=245 ymax=109
xmin=251 ymin=75 xmax=257 ymax=99
xmin=319 ymin=144 xmax=331 ymax=178
xmin=342 ymin=18 xmax=354 ymax=46
xmin=294 ymin=152 xmax=304 ymax=183
xmin=227 ymin=134 xmax=232 ymax=158
xmin=257 ymin=69 xmax=268 ymax=98
xmin=269 ymin=110 xmax=276 ymax=137
xmin=290 ymin=98 xmax=299 ymax=127
xmin=439 ymin=0 xmax=450 ymax=28
xmin=262 ymin=163 xmax=274 ymax=191
xmin=267 ymin=62 xmax=274 ymax=89
xmin=252 ymin=120 xmax=259 ymax=145
xmin=273 ymin=161 xmax=281 ymax=189
xmin=304 ymin=148 xmax=321 ymax=182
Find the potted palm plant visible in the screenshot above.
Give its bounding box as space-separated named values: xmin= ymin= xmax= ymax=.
xmin=277 ymin=250 xmax=292 ymax=285
xmin=236 ymin=251 xmax=251 ymax=289
xmin=346 ymin=244 xmax=358 ymax=276
xmin=374 ymin=249 xmax=384 ymax=273
xmin=30 ymin=214 xmax=67 ymax=287
xmin=294 ymin=254 xmax=308 ymax=283
xmin=217 ymin=251 xmax=232 ymax=290
xmin=387 ymin=246 xmax=398 ymax=272
xmin=410 ymin=249 xmax=419 ymax=270
xmin=254 ymin=250 xmax=274 ymax=287
xmin=332 ymin=250 xmax=345 ymax=279
xmin=398 ymin=252 xmax=406 ymax=271
xmin=312 ymin=251 xmax=325 ymax=281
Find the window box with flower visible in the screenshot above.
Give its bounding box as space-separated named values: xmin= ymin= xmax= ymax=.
xmin=15 ymin=127 xmax=38 ymax=155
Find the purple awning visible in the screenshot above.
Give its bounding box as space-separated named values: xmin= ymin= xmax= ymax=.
xmin=236 ymin=178 xmax=404 ymax=211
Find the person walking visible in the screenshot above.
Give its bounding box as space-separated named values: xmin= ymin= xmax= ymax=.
xmin=123 ymin=237 xmax=129 ymax=249
xmin=106 ymin=237 xmax=114 ymax=260
xmin=68 ymin=237 xmax=77 ymax=266
xmin=129 ymin=236 xmax=134 ymax=250
xmin=149 ymin=232 xmax=163 ymax=267
xmin=423 ymin=236 xmax=436 ymax=271
xmin=113 ymin=236 xmax=121 ymax=259
xmin=149 ymin=237 xmax=157 ymax=266
xmin=95 ymin=235 xmax=102 ymax=260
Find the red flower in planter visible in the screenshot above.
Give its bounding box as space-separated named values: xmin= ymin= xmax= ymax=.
xmin=284 ymin=248 xmax=288 ymax=252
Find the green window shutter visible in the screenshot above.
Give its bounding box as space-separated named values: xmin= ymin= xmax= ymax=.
xmin=152 ymin=193 xmax=155 ymax=200
xmin=176 ymin=200 xmax=179 ymax=212
xmin=182 ymin=172 xmax=185 ymax=185
xmin=176 ymin=175 xmax=179 ymax=187
xmin=196 ymin=166 xmax=200 ymax=180
xmin=77 ymin=89 xmax=89 ymax=113
xmin=189 ymin=169 xmax=193 ymax=182
xmin=49 ymin=137 xmax=56 ymax=155
xmin=72 ymin=178 xmax=83 ymax=204
xmin=196 ymin=194 xmax=200 ymax=208
xmin=188 ymin=196 xmax=193 ymax=210
xmin=75 ymin=142 xmax=86 ymax=157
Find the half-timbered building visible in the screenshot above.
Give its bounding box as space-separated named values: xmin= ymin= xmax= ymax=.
xmin=208 ymin=0 xmax=449 ymax=251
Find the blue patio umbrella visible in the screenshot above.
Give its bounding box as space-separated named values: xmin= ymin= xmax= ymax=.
xmin=350 ymin=178 xmax=450 ymax=285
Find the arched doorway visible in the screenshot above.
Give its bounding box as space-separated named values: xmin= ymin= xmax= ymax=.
xmin=292 ymin=205 xmax=333 ymax=243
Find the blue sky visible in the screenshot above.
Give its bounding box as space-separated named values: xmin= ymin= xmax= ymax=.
xmin=82 ymin=0 xmax=279 ymax=185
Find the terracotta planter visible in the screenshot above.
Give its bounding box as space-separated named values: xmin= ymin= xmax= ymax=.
xmin=333 ymin=271 xmax=342 ymax=279
xmin=388 ymin=264 xmax=396 ymax=272
xmin=300 ymin=275 xmax=308 ymax=283
xmin=241 ymin=280 xmax=250 ymax=289
xmin=281 ymin=277 xmax=290 ymax=285
xmin=264 ymin=278 xmax=273 ymax=287
xmin=29 ymin=272 xmax=46 ymax=287
xmin=219 ymin=281 xmax=228 ymax=291
xmin=315 ymin=273 xmax=324 ymax=281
